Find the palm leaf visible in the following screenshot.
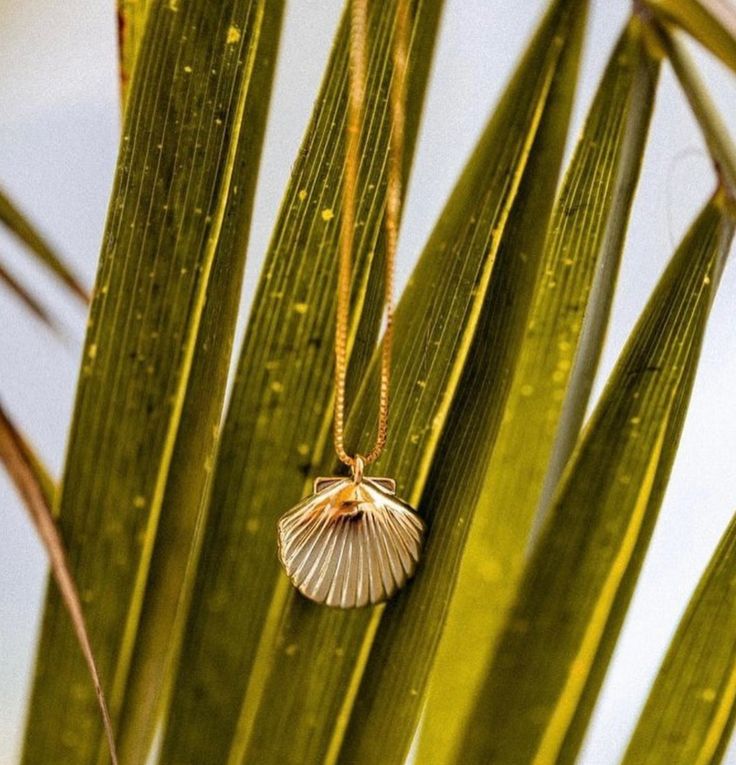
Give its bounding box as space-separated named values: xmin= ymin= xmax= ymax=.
xmin=0 ymin=187 xmax=87 ymax=303
xmin=0 ymin=404 xmax=55 ymax=511
xmin=455 ymin=191 xmax=735 ymax=765
xmin=0 ymin=405 xmax=117 ymax=764
xmin=623 ymin=510 xmax=736 ymax=765
xmin=112 ymin=6 xmax=284 ymax=764
xmin=22 ymin=3 xmax=283 ymax=763
xmin=0 ymin=260 xmax=59 ymax=333
xmin=645 ymin=0 xmax=736 ymax=74
xmin=417 ymin=18 xmax=660 ymax=764
xmin=159 ymin=2 xmax=445 ymax=763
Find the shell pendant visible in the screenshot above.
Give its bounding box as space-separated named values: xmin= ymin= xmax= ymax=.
xmin=277 ymin=475 xmax=425 ymax=608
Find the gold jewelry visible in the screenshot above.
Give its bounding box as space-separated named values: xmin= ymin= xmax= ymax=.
xmin=277 ymin=0 xmax=425 ymax=608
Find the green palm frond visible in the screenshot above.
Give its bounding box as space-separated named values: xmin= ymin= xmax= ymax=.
xmin=22 ymin=3 xmax=283 ymax=762
xmin=0 ymin=187 xmax=87 ymax=303
xmin=7 ymin=1 xmax=736 ymax=763
xmin=419 ymin=18 xmax=660 ymax=762
xmin=455 ymin=191 xmax=735 ymax=765
xmin=623 ymin=510 xmax=736 ymax=765
xmin=645 ymin=0 xmax=736 ymax=74
xmin=0 ymin=405 xmax=116 ymax=764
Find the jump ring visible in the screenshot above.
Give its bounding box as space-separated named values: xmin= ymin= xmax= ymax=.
xmin=351 ymin=454 xmax=365 ymax=484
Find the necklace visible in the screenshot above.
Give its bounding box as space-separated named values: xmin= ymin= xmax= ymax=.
xmin=277 ymin=0 xmax=425 ymax=608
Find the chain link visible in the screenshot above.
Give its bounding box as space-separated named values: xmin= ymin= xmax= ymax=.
xmin=333 ymin=0 xmax=409 ymax=470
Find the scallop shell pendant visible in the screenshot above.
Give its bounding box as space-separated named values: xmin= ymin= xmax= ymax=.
xmin=277 ymin=476 xmax=425 ymax=608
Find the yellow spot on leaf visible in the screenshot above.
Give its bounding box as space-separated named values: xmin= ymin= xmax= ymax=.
xmin=226 ymin=25 xmax=241 ymax=44
xmin=293 ymin=302 xmax=309 ymax=314
xmin=87 ymin=344 xmax=98 ymax=360
xmin=133 ymin=495 xmax=146 ymax=508
xmin=246 ymin=518 xmax=260 ymax=534
xmin=298 ymin=189 xmax=307 ymax=201
xmin=321 ymin=208 xmax=334 ymax=221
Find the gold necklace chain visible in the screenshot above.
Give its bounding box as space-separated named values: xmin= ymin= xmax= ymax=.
xmin=333 ymin=0 xmax=409 ymax=470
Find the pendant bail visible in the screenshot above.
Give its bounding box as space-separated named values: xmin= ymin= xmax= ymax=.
xmin=351 ymin=454 xmax=365 ymax=484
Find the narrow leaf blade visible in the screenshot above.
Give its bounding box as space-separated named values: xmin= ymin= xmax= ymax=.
xmin=0 ymin=260 xmax=59 ymax=333
xmin=645 ymin=0 xmax=736 ymax=74
xmin=418 ymin=20 xmax=660 ymax=763
xmin=0 ymin=406 xmax=56 ymax=512
xmin=0 ymin=405 xmax=117 ymax=764
xmin=623 ymin=511 xmax=736 ymax=765
xmin=456 ymin=192 xmax=735 ymax=765
xmin=0 ymin=187 xmax=87 ymax=303
xmin=22 ymin=2 xmax=282 ymax=763
xmin=113 ymin=6 xmax=285 ymax=764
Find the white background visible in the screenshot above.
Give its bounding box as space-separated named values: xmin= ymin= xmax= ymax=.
xmin=1 ymin=1 xmax=736 ymax=763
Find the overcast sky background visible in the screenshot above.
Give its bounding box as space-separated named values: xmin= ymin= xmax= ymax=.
xmin=1 ymin=1 xmax=735 ymax=763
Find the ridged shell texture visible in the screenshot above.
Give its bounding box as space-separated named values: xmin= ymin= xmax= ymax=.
xmin=277 ymin=478 xmax=424 ymax=608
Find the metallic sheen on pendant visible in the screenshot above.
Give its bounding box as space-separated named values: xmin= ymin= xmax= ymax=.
xmin=277 ymin=465 xmax=425 ymax=608
xmin=278 ymin=1 xmax=418 ymax=608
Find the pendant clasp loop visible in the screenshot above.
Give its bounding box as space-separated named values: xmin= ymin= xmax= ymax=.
xmin=351 ymin=454 xmax=365 ymax=485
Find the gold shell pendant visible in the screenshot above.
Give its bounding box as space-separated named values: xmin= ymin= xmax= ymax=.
xmin=277 ymin=476 xmax=425 ymax=608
